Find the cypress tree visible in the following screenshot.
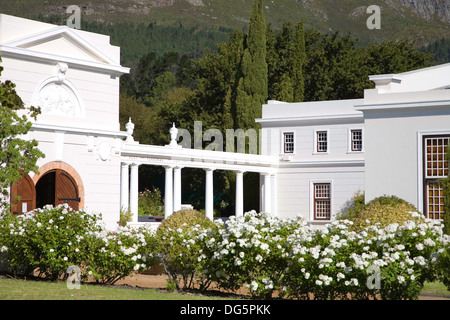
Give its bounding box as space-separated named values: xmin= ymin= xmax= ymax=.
xmin=234 ymin=0 xmax=267 ymax=130
xmin=290 ymin=21 xmax=306 ymax=102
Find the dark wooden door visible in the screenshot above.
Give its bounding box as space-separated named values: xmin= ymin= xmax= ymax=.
xmin=10 ymin=174 xmax=36 ymax=215
xmin=55 ymin=170 xmax=80 ymax=211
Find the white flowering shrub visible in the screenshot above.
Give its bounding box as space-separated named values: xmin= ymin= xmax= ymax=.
xmin=85 ymin=224 xmax=157 ymax=285
xmin=200 ymin=211 xmax=307 ymax=299
xmin=156 ymin=209 xmax=216 ymax=290
xmin=200 ymin=211 xmax=448 ymax=300
xmin=0 ymin=204 xmax=102 ymax=279
xmin=0 ymin=205 xmax=158 ymax=284
xmin=281 ymin=213 xmax=449 ymax=300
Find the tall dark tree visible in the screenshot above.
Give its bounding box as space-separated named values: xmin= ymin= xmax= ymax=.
xmin=235 ymin=0 xmax=267 ymax=131
xmin=267 ymin=21 xmax=306 ymax=102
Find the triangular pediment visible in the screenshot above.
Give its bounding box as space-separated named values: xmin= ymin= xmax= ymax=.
xmin=4 ymin=26 xmax=115 ymax=65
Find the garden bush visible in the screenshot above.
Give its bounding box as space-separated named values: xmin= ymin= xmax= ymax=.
xmin=199 ymin=211 xmax=307 ymax=299
xmin=337 ymin=191 xmax=366 ymax=221
xmin=350 ymin=195 xmax=419 ymax=232
xmin=138 ymin=188 xmax=164 ymax=216
xmin=85 ymin=224 xmax=157 ymax=284
xmin=0 ymin=204 xmax=102 ymax=279
xmin=1 ymin=204 xmax=448 ymax=299
xmin=155 ymin=209 xmax=216 ymax=290
xmin=0 ymin=204 xmax=157 ymax=284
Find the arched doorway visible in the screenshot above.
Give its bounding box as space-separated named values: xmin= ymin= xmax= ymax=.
xmin=35 ymin=169 xmax=81 ymax=211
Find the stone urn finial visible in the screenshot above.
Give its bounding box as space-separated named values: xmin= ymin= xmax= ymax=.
xmin=125 ymin=117 xmax=135 ymax=142
xmin=169 ymin=122 xmax=178 ymax=146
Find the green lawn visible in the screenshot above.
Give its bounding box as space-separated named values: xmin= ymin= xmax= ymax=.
xmin=0 ymin=276 xmax=232 ymax=300
xmin=0 ymin=276 xmax=448 ymax=300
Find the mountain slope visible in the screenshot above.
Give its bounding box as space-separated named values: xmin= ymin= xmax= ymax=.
xmin=1 ymin=0 xmax=449 ymax=47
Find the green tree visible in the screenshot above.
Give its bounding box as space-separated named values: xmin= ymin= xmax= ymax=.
xmin=235 ymin=0 xmax=267 ymax=130
xmin=290 ymin=21 xmax=306 ymax=102
xmin=267 ymin=21 xmax=306 ymax=102
xmin=0 ymin=59 xmax=45 ymax=211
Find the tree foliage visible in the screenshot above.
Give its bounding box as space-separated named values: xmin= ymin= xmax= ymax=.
xmin=0 ymin=59 xmax=45 ymax=210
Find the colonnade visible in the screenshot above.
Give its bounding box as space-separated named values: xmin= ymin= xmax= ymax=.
xmin=120 ymin=162 xmax=275 ymax=222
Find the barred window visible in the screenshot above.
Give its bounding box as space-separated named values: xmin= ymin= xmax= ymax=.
xmin=424 ymin=136 xmax=450 ymax=220
xmin=351 ymin=130 xmax=363 ymax=151
xmin=284 ymin=132 xmax=294 ymax=153
xmin=425 ymin=136 xmax=449 ymax=178
xmin=317 ymin=131 xmax=328 ymax=152
xmin=314 ymin=183 xmax=331 ymax=220
xmin=426 ymin=181 xmax=445 ymax=220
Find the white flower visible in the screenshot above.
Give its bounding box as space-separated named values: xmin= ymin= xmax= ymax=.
xmin=397 ymin=276 xmax=405 ymax=284
xmin=315 ymin=280 xmax=323 ymax=286
xmin=251 ymin=281 xmax=258 ymax=291
xmin=415 ymin=243 xmax=424 ymax=251
xmin=63 ymin=257 xmax=68 ymax=261
xmin=0 ymin=246 xmax=8 ymax=252
xmin=49 ymin=249 xmax=54 ymax=253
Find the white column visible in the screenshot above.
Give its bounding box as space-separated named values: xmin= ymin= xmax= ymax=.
xmin=235 ymin=170 xmax=244 ymax=218
xmin=271 ymin=174 xmax=277 ymax=217
xmin=173 ymin=166 xmax=182 ymax=213
xmin=205 ymin=168 xmax=214 ymax=220
xmin=164 ymin=166 xmax=174 ymax=218
xmin=120 ymin=163 xmax=130 ymax=213
xmin=129 ymin=163 xmax=139 ymax=223
xmin=262 ymin=172 xmax=271 ymax=214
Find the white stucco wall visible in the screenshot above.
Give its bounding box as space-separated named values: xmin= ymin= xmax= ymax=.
xmin=361 ymin=106 xmax=450 ymax=211
xmin=258 ymin=99 xmax=365 ymax=222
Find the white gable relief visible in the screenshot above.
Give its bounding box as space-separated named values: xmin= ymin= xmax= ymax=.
xmin=31 ymin=62 xmax=85 ymax=118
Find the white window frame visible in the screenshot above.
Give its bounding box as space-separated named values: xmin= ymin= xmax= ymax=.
xmin=281 ymin=130 xmax=296 ymax=154
xmin=347 ymin=128 xmax=364 ymax=153
xmin=309 ymin=180 xmax=333 ymax=221
xmin=314 ymin=129 xmax=329 ymax=154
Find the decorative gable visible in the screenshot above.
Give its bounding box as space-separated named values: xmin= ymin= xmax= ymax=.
xmin=1 ymin=25 xmax=129 ymax=75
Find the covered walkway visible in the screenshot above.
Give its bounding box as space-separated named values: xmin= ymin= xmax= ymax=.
xmin=119 ymin=121 xmax=278 ymax=222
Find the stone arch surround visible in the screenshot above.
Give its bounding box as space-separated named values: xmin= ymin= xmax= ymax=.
xmin=32 ymin=161 xmax=85 ymax=210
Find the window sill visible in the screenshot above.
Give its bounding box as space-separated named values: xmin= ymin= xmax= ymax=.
xmin=313 ymin=152 xmax=329 ymax=155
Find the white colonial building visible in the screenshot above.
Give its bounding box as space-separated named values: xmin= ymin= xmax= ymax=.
xmin=256 ymin=98 xmax=365 ymax=227
xmin=0 ymin=14 xmax=129 ymax=229
xmin=1 ymin=14 xmax=449 ymax=229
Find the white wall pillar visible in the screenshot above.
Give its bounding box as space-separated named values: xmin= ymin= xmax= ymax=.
xmin=129 ymin=163 xmax=139 ymax=223
xmin=164 ymin=166 xmax=174 ymax=218
xmin=262 ymin=172 xmax=271 ymax=214
xmin=120 ymin=162 xmax=130 ymax=213
xmin=205 ymin=168 xmax=214 ymax=220
xmin=235 ymin=170 xmax=244 ymax=218
xmin=271 ymin=174 xmax=277 ymax=217
xmin=173 ymin=166 xmax=182 ymax=213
